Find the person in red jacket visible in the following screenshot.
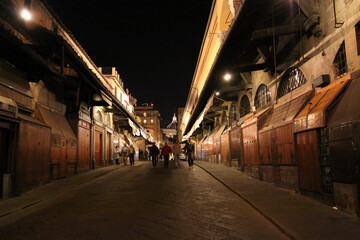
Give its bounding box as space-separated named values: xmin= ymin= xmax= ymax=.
xmin=161 ymin=142 xmax=173 ymax=168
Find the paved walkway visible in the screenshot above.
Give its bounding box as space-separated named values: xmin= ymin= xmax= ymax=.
xmin=0 ymin=161 xmax=360 ymax=240
xmin=0 ymin=163 xmax=128 ymax=218
xmin=195 ymin=161 xmax=360 ymax=240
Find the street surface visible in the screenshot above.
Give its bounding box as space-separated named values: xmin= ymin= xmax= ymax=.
xmin=0 ymin=161 xmax=288 ymax=240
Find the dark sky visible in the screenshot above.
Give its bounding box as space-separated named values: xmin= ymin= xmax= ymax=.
xmin=46 ymin=0 xmax=212 ymax=127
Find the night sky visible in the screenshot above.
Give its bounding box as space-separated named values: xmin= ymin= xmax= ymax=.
xmin=46 ymin=0 xmax=212 ymax=127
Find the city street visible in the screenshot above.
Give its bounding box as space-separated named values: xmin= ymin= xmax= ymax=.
xmin=0 ymin=161 xmax=288 ymax=240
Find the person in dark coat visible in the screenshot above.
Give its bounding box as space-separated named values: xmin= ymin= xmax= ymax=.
xmin=149 ymin=144 xmax=160 ymax=167
xmin=161 ymin=142 xmax=173 ymax=168
xmin=184 ymin=138 xmax=195 ymax=168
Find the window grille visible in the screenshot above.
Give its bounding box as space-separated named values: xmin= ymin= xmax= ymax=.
xmin=277 ymin=67 xmax=306 ymax=99
xmin=240 ymin=95 xmax=250 ymax=117
xmin=255 ymin=84 xmax=271 ymax=110
xmin=319 ymin=128 xmax=332 ymax=196
xmin=333 ymin=41 xmax=348 ymax=77
xmin=356 ymin=21 xmax=360 ymax=55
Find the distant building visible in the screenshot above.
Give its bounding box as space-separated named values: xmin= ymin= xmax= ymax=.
xmin=161 ymin=114 xmax=178 ymax=143
xmin=134 ymin=105 xmax=162 ymax=144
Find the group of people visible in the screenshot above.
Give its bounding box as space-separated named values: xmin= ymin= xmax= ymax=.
xmin=149 ymin=138 xmax=195 ymax=168
xmin=114 ymin=144 xmax=135 ymax=166
xmin=113 ymin=138 xmax=195 ymax=169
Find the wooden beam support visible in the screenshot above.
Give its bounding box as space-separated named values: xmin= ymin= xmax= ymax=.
xmin=232 ymin=63 xmax=268 ymax=73
xmin=252 ymin=24 xmax=303 ymax=40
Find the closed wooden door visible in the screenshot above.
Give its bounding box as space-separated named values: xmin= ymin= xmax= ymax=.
xmin=78 ymin=126 xmax=90 ymax=171
xmin=60 ymin=138 xmax=67 ymax=177
xmin=271 ymin=130 xmax=280 ymax=184
xmin=95 ymin=131 xmax=103 ymax=167
xmin=0 ymin=128 xmax=10 ymax=198
xmin=296 ymin=130 xmax=321 ymax=192
xmin=107 ymin=133 xmax=111 ymax=163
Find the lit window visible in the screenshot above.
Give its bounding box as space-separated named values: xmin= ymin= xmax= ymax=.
xmin=144 ymin=119 xmax=147 ymax=123
xmin=151 ymin=119 xmax=154 ymax=123
xmin=144 ymin=113 xmax=147 ymax=117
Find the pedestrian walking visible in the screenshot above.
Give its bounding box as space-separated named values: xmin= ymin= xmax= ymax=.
xmin=149 ymin=143 xmax=160 ymax=167
xmin=161 ymin=142 xmax=172 ymax=168
xmin=139 ymin=149 xmax=143 ymax=160
xmin=114 ymin=145 xmax=120 ymax=165
xmin=184 ymin=138 xmax=195 ymax=168
xmin=173 ymin=139 xmax=181 ymax=168
xmin=121 ymin=144 xmax=128 ymax=166
xmin=145 ymin=149 xmax=149 ymax=161
xmin=129 ymin=145 xmax=135 ymax=166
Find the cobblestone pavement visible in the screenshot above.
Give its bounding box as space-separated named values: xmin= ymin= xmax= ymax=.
xmin=0 ymin=161 xmax=288 ymax=240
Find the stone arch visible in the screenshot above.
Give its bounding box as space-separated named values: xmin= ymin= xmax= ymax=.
xmin=240 ymin=95 xmax=251 ymax=117
xmin=95 ymin=110 xmax=102 ymax=122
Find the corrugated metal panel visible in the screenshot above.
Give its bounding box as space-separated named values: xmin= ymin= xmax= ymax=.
xmin=261 ymin=91 xmax=312 ymax=132
xmin=294 ymin=75 xmax=351 ymax=133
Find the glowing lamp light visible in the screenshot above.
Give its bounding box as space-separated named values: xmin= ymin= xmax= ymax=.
xmin=224 ymin=73 xmax=231 ymax=81
xmin=21 ymin=9 xmax=32 ymax=21
xmin=216 ymin=91 xmax=220 ymax=96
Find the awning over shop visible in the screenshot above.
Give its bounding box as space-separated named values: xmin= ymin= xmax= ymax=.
xmin=213 ymin=124 xmax=227 ymax=140
xmin=124 ymin=135 xmax=130 ymax=145
xmin=128 ymin=118 xmax=140 ymax=136
xmin=0 ymin=95 xmax=18 ymax=119
xmin=294 ymin=75 xmax=351 ymax=133
xmin=328 ymin=76 xmax=360 ymax=128
xmin=183 ymin=94 xmax=214 ymax=140
xmin=18 ymin=113 xmax=50 ymax=128
xmin=260 ymin=90 xmax=312 ymax=132
xmin=241 ymin=106 xmax=271 ymax=129
xmin=37 ymin=105 xmax=76 ymax=141
xmin=207 ymin=126 xmax=220 ymax=144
